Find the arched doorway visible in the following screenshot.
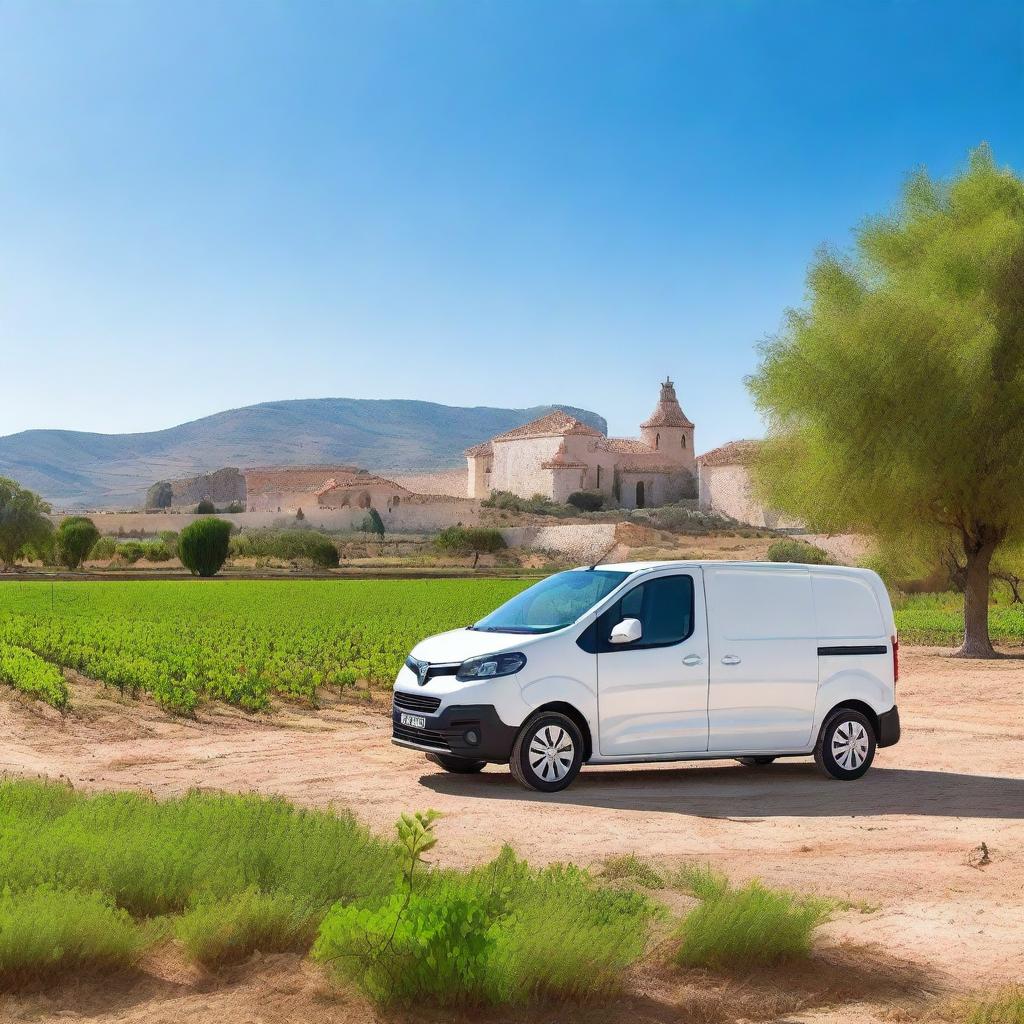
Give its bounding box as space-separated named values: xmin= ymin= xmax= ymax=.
xmin=635 ymin=481 xmax=645 ymax=508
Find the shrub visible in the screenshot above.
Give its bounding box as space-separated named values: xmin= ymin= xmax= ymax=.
xmin=175 ymin=889 xmax=320 ymax=968
xmin=674 ymin=865 xmax=830 ymax=967
xmin=55 ymin=517 xmax=101 ymax=570
xmin=195 ymin=499 xmax=216 ymax=515
xmin=434 ymin=527 xmax=507 ymax=567
xmin=229 ymin=530 xmax=339 ymax=568
xmin=89 ymin=535 xmax=118 ymax=560
xmin=566 ymin=490 xmax=604 ymax=512
xmin=179 ymin=518 xmax=233 ymax=577
xmin=481 ymin=490 xmax=568 ymax=516
xmin=118 ymin=541 xmax=147 ymax=564
xmin=224 ymin=501 xmax=244 ymax=514
xmin=766 ymin=539 xmax=833 ymax=565
xmin=142 ymin=540 xmax=173 ymax=562
xmin=0 ymin=886 xmax=152 ymax=989
xmin=315 ymin=816 xmax=654 ymax=1007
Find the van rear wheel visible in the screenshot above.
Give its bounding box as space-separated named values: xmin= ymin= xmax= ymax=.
xmin=814 ymin=709 xmax=876 ymax=780
xmin=425 ymin=753 xmax=486 ymax=774
xmin=736 ymin=756 xmax=776 ymax=767
xmin=509 ymin=712 xmax=583 ymax=793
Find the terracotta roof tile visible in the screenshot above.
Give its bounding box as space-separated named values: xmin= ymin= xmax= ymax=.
xmin=640 ymin=378 xmax=694 ymax=429
xmin=597 ymin=437 xmax=654 ymax=455
xmin=464 ymin=441 xmax=493 ymax=457
xmin=489 ymin=410 xmax=602 ymax=443
xmin=696 ymin=439 xmax=761 ymax=467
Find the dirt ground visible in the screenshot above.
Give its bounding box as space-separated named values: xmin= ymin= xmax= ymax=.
xmin=1 ymin=648 xmax=1021 ymax=1024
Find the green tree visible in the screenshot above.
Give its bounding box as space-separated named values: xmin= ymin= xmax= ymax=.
xmin=748 ymin=146 xmax=1024 ymax=657
xmin=178 ymin=518 xmax=232 ymax=577
xmin=361 ymin=508 xmax=385 ymax=537
xmin=195 ymin=499 xmax=215 ymax=515
xmin=55 ymin=516 xmax=101 ymax=570
xmin=0 ymin=478 xmax=53 ymax=569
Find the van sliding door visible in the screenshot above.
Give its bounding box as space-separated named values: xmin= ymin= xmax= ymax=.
xmin=704 ymin=567 xmax=818 ymax=752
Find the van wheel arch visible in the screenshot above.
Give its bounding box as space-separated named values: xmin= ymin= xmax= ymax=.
xmin=820 ymin=699 xmax=880 ymax=743
xmin=524 ymin=702 xmax=593 ymax=761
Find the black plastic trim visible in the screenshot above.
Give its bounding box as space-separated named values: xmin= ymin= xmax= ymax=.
xmin=392 ymin=703 xmax=519 ymax=763
xmin=817 ymin=645 xmax=888 ymax=656
xmin=877 ymin=705 xmax=901 ymax=747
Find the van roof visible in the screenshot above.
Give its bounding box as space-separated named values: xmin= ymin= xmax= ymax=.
xmin=590 ymin=559 xmax=875 ymax=578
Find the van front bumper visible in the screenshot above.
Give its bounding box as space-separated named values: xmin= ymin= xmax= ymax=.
xmin=392 ymin=703 xmax=519 ymax=763
xmin=877 ymin=705 xmax=901 ymax=747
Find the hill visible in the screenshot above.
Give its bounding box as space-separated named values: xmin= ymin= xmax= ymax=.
xmin=0 ymin=398 xmax=607 ymax=509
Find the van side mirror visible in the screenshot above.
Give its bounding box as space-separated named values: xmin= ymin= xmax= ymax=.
xmin=609 ymin=617 xmax=643 ymax=644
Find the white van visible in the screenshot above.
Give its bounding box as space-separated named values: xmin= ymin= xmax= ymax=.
xmin=392 ymin=561 xmax=901 ymax=792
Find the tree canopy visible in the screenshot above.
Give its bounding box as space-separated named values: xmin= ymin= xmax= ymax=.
xmin=0 ymin=478 xmax=53 ymax=569
xmin=748 ymin=146 xmax=1024 ymax=656
xmin=55 ymin=516 xmax=101 ymax=571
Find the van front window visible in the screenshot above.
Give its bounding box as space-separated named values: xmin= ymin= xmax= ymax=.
xmin=472 ymin=570 xmax=630 ymax=634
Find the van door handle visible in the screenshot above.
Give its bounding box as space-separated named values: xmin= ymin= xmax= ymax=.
xmin=682 ymin=654 xmax=703 ymax=666
xmin=720 ymin=654 xmax=741 ymax=665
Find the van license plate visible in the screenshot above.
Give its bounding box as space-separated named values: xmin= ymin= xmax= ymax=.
xmin=400 ymin=713 xmax=426 ymax=729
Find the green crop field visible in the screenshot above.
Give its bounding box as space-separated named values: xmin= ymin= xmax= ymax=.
xmin=0 ymin=579 xmax=530 ymax=713
xmin=0 ymin=580 xmax=1019 ymax=713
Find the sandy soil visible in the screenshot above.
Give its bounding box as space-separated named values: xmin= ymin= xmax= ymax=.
xmin=1 ymin=648 xmax=1021 ymax=1023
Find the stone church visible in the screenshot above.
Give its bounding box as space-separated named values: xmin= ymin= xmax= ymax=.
xmin=465 ymin=378 xmax=696 ymax=508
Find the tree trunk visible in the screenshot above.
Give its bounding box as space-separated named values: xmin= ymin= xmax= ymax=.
xmin=955 ymin=526 xmax=1001 ymax=658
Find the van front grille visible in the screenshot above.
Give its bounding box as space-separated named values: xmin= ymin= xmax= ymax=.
xmin=394 ymin=691 xmax=442 ymax=714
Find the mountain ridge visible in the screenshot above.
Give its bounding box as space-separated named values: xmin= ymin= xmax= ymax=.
xmin=0 ymin=397 xmax=607 ymax=508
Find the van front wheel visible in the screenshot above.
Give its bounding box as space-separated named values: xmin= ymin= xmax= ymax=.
xmin=510 ymin=713 xmax=583 ymax=793
xmin=814 ymin=709 xmax=876 ymax=780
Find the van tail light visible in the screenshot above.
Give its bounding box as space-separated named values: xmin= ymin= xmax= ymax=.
xmin=891 ymin=634 xmax=899 ymax=686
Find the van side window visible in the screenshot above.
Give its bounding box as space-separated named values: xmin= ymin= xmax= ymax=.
xmin=602 ymin=575 xmax=694 ymax=650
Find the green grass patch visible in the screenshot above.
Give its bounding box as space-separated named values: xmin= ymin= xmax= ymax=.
xmin=951 ymin=987 xmax=1024 ymax=1024
xmin=0 ymin=886 xmax=155 ymax=989
xmin=673 ymin=865 xmax=831 ymax=968
xmin=0 ymin=781 xmax=654 ymax=1004
xmin=175 ymin=890 xmax=321 ymax=969
xmin=600 ymin=853 xmax=665 ymax=888
xmin=893 ymin=592 xmax=1024 ymax=646
xmin=0 ymin=780 xmax=398 ymax=919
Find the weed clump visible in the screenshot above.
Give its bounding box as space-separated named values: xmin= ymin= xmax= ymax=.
xmin=673 ymin=865 xmax=831 ymax=967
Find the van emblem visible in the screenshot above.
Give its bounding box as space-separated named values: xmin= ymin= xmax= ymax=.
xmin=417 ymin=661 xmax=429 ymax=686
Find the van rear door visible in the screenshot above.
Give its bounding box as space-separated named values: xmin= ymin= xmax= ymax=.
xmin=704 ymin=566 xmax=818 ymax=751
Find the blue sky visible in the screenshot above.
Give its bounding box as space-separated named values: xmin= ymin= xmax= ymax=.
xmin=1 ymin=1 xmax=1021 ymax=451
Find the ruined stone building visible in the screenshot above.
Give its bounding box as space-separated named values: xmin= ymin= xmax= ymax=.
xmin=465 ymin=378 xmax=696 ymax=508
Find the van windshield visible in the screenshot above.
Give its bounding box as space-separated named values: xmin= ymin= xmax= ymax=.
xmin=472 ymin=569 xmax=630 ymax=634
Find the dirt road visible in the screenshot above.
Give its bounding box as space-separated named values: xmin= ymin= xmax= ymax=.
xmin=1 ymin=647 xmax=1021 ymax=1022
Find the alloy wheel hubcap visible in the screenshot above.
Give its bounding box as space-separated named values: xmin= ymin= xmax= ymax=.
xmin=529 ymin=725 xmax=574 ymax=781
xmin=831 ymin=720 xmax=869 ymax=770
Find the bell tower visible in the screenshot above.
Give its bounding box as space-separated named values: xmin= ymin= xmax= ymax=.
xmin=639 ymin=377 xmax=695 ymax=469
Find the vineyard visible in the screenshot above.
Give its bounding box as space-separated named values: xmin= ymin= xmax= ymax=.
xmin=0 ymin=580 xmax=530 ymax=713
xmin=0 ymin=580 xmax=1019 ymax=714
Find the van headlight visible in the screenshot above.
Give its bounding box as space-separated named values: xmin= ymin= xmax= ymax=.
xmin=456 ymin=652 xmax=527 ymax=681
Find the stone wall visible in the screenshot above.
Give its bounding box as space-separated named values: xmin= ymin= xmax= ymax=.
xmin=698 ymin=463 xmax=803 ymax=529
xmin=67 ymin=499 xmax=481 ymax=536
xmin=491 ymin=436 xmax=563 ymax=498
